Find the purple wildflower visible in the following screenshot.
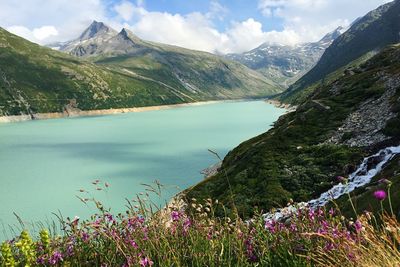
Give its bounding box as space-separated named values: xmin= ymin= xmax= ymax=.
xmin=36 ymin=256 xmax=46 ymax=264
xmin=264 ymin=220 xmax=276 ymax=233
xmin=171 ymin=211 xmax=180 ymax=221
xmin=245 ymin=237 xmax=258 ymax=262
xmin=105 ymin=214 xmax=114 ymax=223
xmin=66 ymin=242 xmax=74 ymax=256
xmin=348 ymin=252 xmax=356 ymax=261
xmin=354 ymin=220 xmax=362 ymax=232
xmin=137 ymin=216 xmax=145 ymax=224
xmin=183 ymin=218 xmax=192 ymax=234
xmin=290 ymin=223 xmax=297 ymax=232
xmin=329 ymin=207 xmax=335 ymax=216
xmin=81 ymin=232 xmax=90 ymax=242
xmin=373 ymin=190 xmax=387 ymax=201
xmin=139 ymin=257 xmax=154 ymax=267
xmin=317 ymin=208 xmax=324 ymax=218
xmin=324 ymin=242 xmax=335 ymax=251
xmin=308 ymin=209 xmax=315 ymax=221
xmin=48 ymin=251 xmax=63 ymax=265
xmin=129 ymin=240 xmax=138 ymax=249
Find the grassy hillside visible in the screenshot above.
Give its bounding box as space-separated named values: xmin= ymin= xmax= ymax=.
xmin=280 ymin=0 xmax=400 ymax=104
xmin=0 ymin=28 xmax=280 ymax=116
xmin=186 ymin=45 xmax=400 ymax=218
xmin=72 ymin=27 xmax=281 ymax=100
xmin=280 ymin=51 xmax=376 ymax=104
xmin=95 ymin=43 xmax=278 ymax=100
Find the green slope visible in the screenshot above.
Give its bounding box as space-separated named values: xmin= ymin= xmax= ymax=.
xmin=95 ymin=46 xmax=278 ymax=100
xmin=66 ymin=26 xmax=281 ymax=100
xmin=0 ymin=27 xmax=280 ymax=116
xmin=280 ymin=0 xmax=400 ymax=105
xmin=186 ymin=45 xmax=400 ymax=218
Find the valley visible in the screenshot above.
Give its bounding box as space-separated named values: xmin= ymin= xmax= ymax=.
xmin=1 ymin=0 xmax=400 ymax=265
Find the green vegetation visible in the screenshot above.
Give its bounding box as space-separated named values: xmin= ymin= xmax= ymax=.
xmin=280 ymin=51 xmax=376 ymax=105
xmin=187 ymin=45 xmax=400 ymax=218
xmin=0 ymin=27 xmax=280 ymax=116
xmin=95 ymin=49 xmax=278 ymax=101
xmin=2 ymin=182 xmax=400 ymax=266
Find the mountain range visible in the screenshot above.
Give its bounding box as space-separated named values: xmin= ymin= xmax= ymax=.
xmin=51 ymin=21 xmax=280 ymax=98
xmin=0 ymin=22 xmax=279 ymax=117
xmin=280 ymin=0 xmax=400 ymax=104
xmin=226 ymin=27 xmax=345 ymax=87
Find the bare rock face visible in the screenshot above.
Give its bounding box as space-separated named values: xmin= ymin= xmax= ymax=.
xmin=325 ymin=74 xmax=400 ymax=147
xmin=201 ymin=162 xmax=222 ymax=179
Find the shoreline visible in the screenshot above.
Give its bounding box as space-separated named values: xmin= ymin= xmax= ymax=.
xmin=265 ymin=99 xmax=297 ymax=113
xmin=0 ymin=100 xmax=225 ymax=123
xmin=0 ymin=98 xmax=292 ymax=124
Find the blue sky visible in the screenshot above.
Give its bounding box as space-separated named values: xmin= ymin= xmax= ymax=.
xmin=117 ymin=0 xmax=284 ymax=31
xmin=0 ymin=0 xmax=393 ymax=54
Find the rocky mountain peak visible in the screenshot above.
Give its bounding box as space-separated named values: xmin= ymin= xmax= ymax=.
xmin=119 ymin=28 xmax=129 ymax=38
xmin=79 ymin=20 xmax=116 ymax=41
xmin=118 ymin=28 xmax=142 ymax=43
xmin=318 ymin=26 xmax=345 ymax=45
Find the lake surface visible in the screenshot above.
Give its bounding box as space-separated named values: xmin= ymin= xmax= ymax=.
xmin=0 ymin=100 xmax=285 ymax=239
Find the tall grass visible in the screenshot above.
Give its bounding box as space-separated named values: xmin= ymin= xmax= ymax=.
xmin=1 ymin=181 xmax=399 ymax=266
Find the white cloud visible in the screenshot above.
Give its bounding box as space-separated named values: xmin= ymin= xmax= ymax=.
xmin=33 ymin=26 xmax=58 ymax=40
xmin=114 ymin=1 xmax=141 ymax=21
xmin=0 ymin=0 xmax=394 ymax=53
xmin=7 ymin=25 xmax=58 ymax=44
xmin=6 ymin=26 xmax=34 ymax=41
xmin=222 ymin=19 xmax=270 ymax=53
xmin=116 ymin=0 xmax=394 ymax=53
xmin=0 ymin=0 xmax=107 ymax=44
xmin=114 ymin=2 xmax=135 ymax=21
xmin=258 ymin=0 xmax=287 ymax=16
xmin=114 ymin=2 xmax=293 ymax=54
xmin=130 ymin=11 xmax=224 ymax=53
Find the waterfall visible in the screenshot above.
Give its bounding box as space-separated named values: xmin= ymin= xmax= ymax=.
xmin=308 ymin=145 xmax=400 ymax=208
xmin=263 ymin=145 xmax=400 ymax=222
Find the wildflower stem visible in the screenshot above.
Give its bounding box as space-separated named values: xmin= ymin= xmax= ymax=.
xmin=387 ymin=185 xmax=394 ymax=217
xmin=345 ymin=181 xmax=357 ymax=218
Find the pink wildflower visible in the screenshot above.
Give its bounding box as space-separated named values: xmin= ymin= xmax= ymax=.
xmin=139 ymin=257 xmax=154 ymax=266
xmin=373 ymin=190 xmax=387 ymax=201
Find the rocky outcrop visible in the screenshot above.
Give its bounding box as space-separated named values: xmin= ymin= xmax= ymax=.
xmin=201 ymin=162 xmax=222 ymax=179
xmin=325 ymin=75 xmax=399 ymax=147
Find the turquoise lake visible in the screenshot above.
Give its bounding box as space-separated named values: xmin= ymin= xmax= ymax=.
xmin=0 ymin=100 xmax=285 ymax=239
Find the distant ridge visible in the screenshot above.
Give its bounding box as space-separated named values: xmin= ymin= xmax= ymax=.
xmin=280 ymin=0 xmax=400 ymax=104
xmin=226 ymin=26 xmax=345 ymax=87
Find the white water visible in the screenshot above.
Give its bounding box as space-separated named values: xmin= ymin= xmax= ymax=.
xmin=264 ymin=145 xmax=400 ymax=222
xmin=309 ymin=145 xmax=400 ymax=208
